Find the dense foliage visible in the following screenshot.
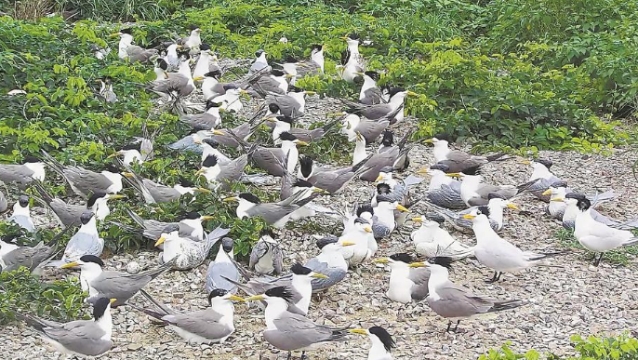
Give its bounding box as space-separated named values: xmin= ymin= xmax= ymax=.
xmin=481 ymin=335 xmax=638 ymax=359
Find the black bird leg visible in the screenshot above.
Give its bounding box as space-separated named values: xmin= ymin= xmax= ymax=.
xmin=287 ymin=351 xmax=292 ymax=360
xmin=452 ymin=320 xmax=461 ymax=332
xmin=301 ymin=351 xmax=308 ymax=360
xmin=485 ymin=271 xmax=502 ymax=283
xmin=593 ymin=253 xmax=604 ymax=267
xmin=446 ymin=321 xmax=452 ymax=332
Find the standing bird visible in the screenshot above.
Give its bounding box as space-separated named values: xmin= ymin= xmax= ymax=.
xmin=193 ymin=43 xmax=214 ymax=79
xmin=250 ymin=69 xmax=289 ymax=97
xmin=418 ymin=164 xmax=466 ymax=209
xmin=153 ymin=58 xmax=169 ymax=81
xmin=464 ymin=207 xmax=563 ymax=282
xmin=453 ymin=169 xmax=521 ymax=207
xmin=425 ymin=261 xmax=525 ymax=332
xmin=245 ymin=286 xmax=349 ymax=359
xmin=340 ymin=33 xmax=365 ymax=83
xmin=178 ymin=25 xmax=202 ymax=51
xmin=41 ymin=150 xmax=125 ymax=197
xmin=134 ymin=289 xmax=244 ymax=344
xmin=116 ymin=28 xmax=158 ymax=63
xmin=303 ymin=236 xmax=354 ymax=292
xmin=9 ymin=195 xmax=35 ymax=233
xmin=60 ymin=255 xmax=173 ymax=307
xmin=205 ymin=237 xmax=239 ymax=293
xmin=341 ymin=88 xmax=416 ymax=124
xmin=519 ymin=159 xmax=563 ymax=202
xmin=249 ymin=49 xmax=271 ymax=75
xmin=299 ymin=155 xmax=372 ymax=195
xmin=17 ymin=297 xmax=116 ymax=357
xmin=339 ymin=217 xmax=376 ymax=267
xmin=122 ymin=172 xmax=210 ymax=204
xmin=425 ymin=134 xmax=506 ymax=174
xmin=0 ymin=155 xmax=46 ymax=186
xmin=150 ymin=51 xmax=203 ymax=100
xmin=249 ymin=230 xmax=284 ymax=276
xmin=349 ymin=326 xmax=396 ymax=360
xmin=197 ymin=153 xmax=249 ymax=191
xmin=265 ymin=86 xmax=316 ymax=118
xmin=430 ymin=193 xmax=519 ymax=233
xmin=293 ymin=44 xmax=326 ymax=77
xmin=108 ymin=140 xmax=152 ymax=166
xmin=572 ymin=196 xmax=638 ymax=266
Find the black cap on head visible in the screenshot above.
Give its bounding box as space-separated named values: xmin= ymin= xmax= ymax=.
xmin=184 ymin=211 xmax=201 ymax=220
xmin=202 ymin=154 xmax=218 ymax=167
xmin=260 ymin=228 xmax=276 ymax=238
xmin=255 ymin=49 xmax=265 ymax=57
xmin=23 ymin=155 xmax=40 ymax=163
xmin=388 ymin=87 xmax=407 ymax=97
xmin=356 ymin=204 xmax=374 ymax=217
xmin=284 ymin=55 xmax=298 ymax=63
xmin=200 ymin=43 xmax=211 ymax=51
xmin=369 ymin=326 xmax=395 ymax=352
xmin=188 ymin=24 xmax=200 ymax=31
xmin=156 ymin=58 xmax=168 ymax=70
xmin=18 ymin=195 xmax=29 ymax=207
xmin=389 ymin=253 xmax=413 ymax=264
xmin=364 ymin=71 xmax=380 ymax=81
xmin=238 ymin=193 xmax=261 ymax=204
xmin=565 ymin=193 xmax=586 ymax=200
xmin=178 ymin=51 xmax=191 ymax=59
xmin=221 ymin=237 xmax=234 ymax=252
xmin=310 ymin=44 xmax=323 ymax=52
xmin=487 ymin=193 xmax=507 ymax=201
xmin=430 ymin=256 xmax=453 ymax=269
xmin=536 ymin=159 xmax=553 ymax=169
xmin=265 ymin=286 xmax=293 ymax=300
xmin=268 ymin=103 xmax=280 ymax=114
xmin=79 ymin=255 xmax=105 ymax=267
xmin=476 ymin=206 xmax=491 ymax=218
xmin=549 ymin=180 xmax=568 ymax=188
xmin=162 ymin=223 xmax=180 ymax=234
xmin=316 ymin=235 xmax=339 ymax=250
xmin=208 ymin=288 xmax=229 ymax=303
xmin=381 ymin=130 xmax=394 ymax=147
xmin=354 ymin=217 xmax=370 ymax=226
xmin=576 ymin=197 xmax=591 ymax=211
xmin=270 ymin=69 xmax=285 ymax=77
xmin=299 ymin=156 xmax=313 ymax=178
xmin=202 ymin=138 xmax=219 ymax=148
xmin=376 ymin=183 xmax=391 ymax=195
xmin=80 ymin=211 xmax=95 ymax=225
xmin=87 ymin=192 xmax=107 ymax=207
xmin=119 ymin=28 xmax=133 ymax=35
xmin=278 ymin=132 xmax=298 ymax=142
xmin=287 ymin=85 xmax=303 ymax=93
xmin=92 ymin=297 xmax=112 ymax=320
xmin=276 ymin=115 xmax=294 ymax=125
xmin=222 ymin=83 xmax=239 ymax=91
xmin=179 ymin=176 xmax=195 ymax=188
xmin=206 ymin=100 xmax=223 ymax=109
xmin=120 ymin=142 xmax=139 ymax=151
xmin=204 ymin=70 xmax=222 ymax=79
xmin=347 ymin=33 xmax=360 ymax=40
xmin=432 ymin=133 xmax=452 ymax=142
xmin=290 ymin=263 xmax=312 ymax=275
xmin=292 ymin=179 xmax=313 ymax=189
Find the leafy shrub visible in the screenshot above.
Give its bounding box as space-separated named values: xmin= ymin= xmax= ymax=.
xmin=0 ymin=267 xmax=87 ymax=324
xmin=480 ymin=335 xmax=638 ymax=359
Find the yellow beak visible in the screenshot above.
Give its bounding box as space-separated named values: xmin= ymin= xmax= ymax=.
xmin=445 ymin=173 xmax=461 ymax=178
xmin=155 ymin=236 xmax=166 ymax=247
xmin=195 ymin=169 xmax=205 ymax=176
xmin=375 ymin=175 xmax=384 ymax=182
xmin=364 ymin=226 xmax=373 ymax=233
xmin=349 ymin=328 xmax=368 ymax=335
xmin=519 ymin=160 xmax=531 ymax=165
xmin=416 ymin=168 xmax=428 ymax=175
xmin=60 ymin=261 xmax=79 ymax=269
xmin=551 ymin=198 xmax=564 ymax=202
xmin=296 ymin=140 xmax=309 ymax=147
xmin=311 ymin=272 xmax=329 ymax=279
xmin=341 ymin=241 xmax=356 ymax=247
xmin=201 ymin=215 xmax=215 ymax=221
xmin=411 ymin=216 xmax=423 ymax=222
xmin=407 ymin=91 xmax=418 ymax=97
xmin=228 ymin=295 xmax=245 ymax=302
xmin=506 ymin=203 xmax=520 ymax=210
xmin=409 ymin=262 xmax=427 ymax=268
xmin=222 ymin=196 xmax=238 ymax=203
xmin=373 ymin=258 xmax=389 ymax=264
xmin=462 ymin=214 xmax=476 ymax=220
xmin=122 ymin=172 xmax=135 ymax=178
xmin=246 ymin=294 xmax=266 ymax=301
xmin=108 ymin=194 xmax=126 ymax=200
xmin=109 ymin=298 xmax=117 ymax=304
xmin=193 ymin=76 xmax=205 ymax=81
xmin=107 ymin=152 xmax=119 ymax=159
xmin=305 ymin=91 xmax=316 ymax=96
xmin=423 ymin=139 xmax=434 ymax=144
xmin=195 ymin=187 xmax=212 ymax=193
xmin=541 ymin=189 xmax=552 ymax=196
xmin=396 ymin=204 xmax=409 ymax=212
xmin=212 ymin=129 xmax=225 ymax=136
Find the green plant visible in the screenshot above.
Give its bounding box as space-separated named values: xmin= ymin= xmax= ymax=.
xmin=554 ymin=227 xmax=637 ymax=266
xmin=0 ymin=268 xmax=87 ymax=325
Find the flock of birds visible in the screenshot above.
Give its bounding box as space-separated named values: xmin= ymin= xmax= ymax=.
xmin=1 ymin=25 xmax=638 ymax=360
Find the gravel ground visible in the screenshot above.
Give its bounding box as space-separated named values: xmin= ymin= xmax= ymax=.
xmin=2 ymin=92 xmax=638 ymax=359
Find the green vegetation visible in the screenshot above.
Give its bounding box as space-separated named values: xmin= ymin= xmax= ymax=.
xmin=481 ymin=335 xmax=638 ymax=359
xmin=553 ymin=228 xmax=638 ymax=266
xmin=0 ymin=267 xmax=87 ymax=324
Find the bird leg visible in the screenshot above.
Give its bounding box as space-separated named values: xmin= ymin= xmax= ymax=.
xmin=446 ymin=321 xmax=452 ymax=332
xmin=287 ymin=351 xmax=292 ymax=360
xmin=301 ymin=351 xmax=308 ymax=360
xmin=593 ymin=253 xmax=604 ymax=267
xmin=452 ymin=320 xmax=461 ymax=333
xmin=485 ymin=271 xmax=502 ymax=283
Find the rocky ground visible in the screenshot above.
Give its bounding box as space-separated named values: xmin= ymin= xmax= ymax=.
xmin=2 ymin=94 xmax=638 ymax=359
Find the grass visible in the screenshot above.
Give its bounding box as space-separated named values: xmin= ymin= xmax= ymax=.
xmin=554 ymin=228 xmax=638 ymax=266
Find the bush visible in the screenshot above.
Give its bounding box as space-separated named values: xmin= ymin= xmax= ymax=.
xmin=0 ymin=267 xmax=87 ymax=324
xmin=480 ymin=335 xmax=638 ymax=360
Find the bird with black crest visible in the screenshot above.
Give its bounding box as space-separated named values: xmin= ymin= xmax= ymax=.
xmin=277 ymin=55 xmax=300 ymax=85
xmin=249 ymin=49 xmax=271 ymax=75
xmin=179 ymin=99 xmax=223 ymax=130
xmin=295 ymin=44 xmax=325 ymax=76
xmin=374 ymin=253 xmax=453 ymax=304
xmin=107 ymin=139 xmax=152 ymax=166
xmin=297 ymin=154 xmax=373 ymax=194
xmin=115 ymin=209 xmax=214 ymax=246
xmin=425 ymin=133 xmax=508 ymax=174
xmin=149 ymin=50 xmax=204 ymax=111
xmin=200 ymin=138 xmax=232 ymax=165
xmin=341 ymin=110 xmax=392 ymax=144
xmin=448 ymin=166 xmax=531 ymax=207
xmin=250 ymin=68 xmax=290 ymax=97
xmin=349 ymin=326 xmax=396 ymax=360
xmin=197 ymin=153 xmax=249 ymax=191
xmin=0 ymin=226 xmax=71 ymax=273
xmin=121 ymin=171 xmax=210 ymax=204
xmin=153 ymin=58 xmax=169 ymax=82
xmin=9 ymin=195 xmax=35 ymax=232
xmin=416 ymin=163 xmax=466 ymax=209
xmin=115 ymin=28 xmax=158 ymax=63
xmin=266 ymin=85 xmax=316 ymax=118
xmin=359 ymin=70 xmax=386 ymax=105
xmin=355 ymin=131 xmax=414 ymax=182
xmin=245 ymin=286 xmax=349 ymax=359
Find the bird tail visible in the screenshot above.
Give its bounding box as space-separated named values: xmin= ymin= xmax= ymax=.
xmin=516 ymin=178 xmax=541 ymax=193
xmin=15 ymin=313 xmax=50 ymax=334
xmin=396 ymin=129 xmax=412 ymax=149
xmin=31 ymin=180 xmax=54 ymax=205
xmin=490 ymin=299 xmax=526 ymax=312
xmin=141 ymin=257 xmax=177 ymax=280
xmin=351 ymin=153 xmax=374 ymax=173
xmin=320 ymin=117 xmax=341 ymax=133
xmin=528 ymin=250 xmax=569 ymax=261
xmin=485 ymin=152 xmax=508 ymax=162
xmin=124 ymin=208 xmax=145 ymax=227
xmin=39 ymin=150 xmax=65 ymax=177
xmin=135 ymin=289 xmax=173 ymax=317
xmin=623 ymin=237 xmax=638 ymax=247
xmin=338 ymin=98 xmax=365 ymax=113
xmin=204 ymin=227 xmax=231 ymax=254
xmin=220 ymin=275 xmax=256 ymax=295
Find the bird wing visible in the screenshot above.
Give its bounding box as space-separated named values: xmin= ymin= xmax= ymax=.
xmin=305 ymin=261 xmax=346 ymax=291
xmin=3 ymin=245 xmax=54 ymax=272
xmin=10 ymin=214 xmax=34 ymax=232
xmin=430 ymin=283 xmax=493 ymax=318
xmin=361 ymin=104 xmax=393 ymax=120
xmin=218 ymin=154 xmax=248 ymax=186
xmin=153 ymin=73 xmax=189 ymax=93
xmin=249 ymin=241 xmax=269 ymax=269
xmin=162 ymin=309 xmax=232 ymax=340
xmin=360 ymin=87 xmax=387 ymax=105
xmin=206 ymin=261 xmax=239 ymax=292
xmin=266 ymin=312 xmax=334 ymax=350
xmin=91 ymin=271 xmax=154 ymax=300
xmin=43 ymin=321 xmax=112 ymax=356
xmin=0 ymin=164 xmax=34 ymax=184
xmin=144 ymin=179 xmax=180 ymax=203
xmin=408 ymin=267 xmax=431 ymax=301
xmin=64 ymin=167 xmax=113 ymax=194
xmin=267 ymin=95 xmax=302 ymax=117
xmin=180 ymin=113 xmax=219 ymax=130
xmin=251 ymin=148 xmax=286 ymax=176
xmin=355 ymin=120 xmax=389 ymax=143
xmin=63 ymin=232 xmax=103 ymax=262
